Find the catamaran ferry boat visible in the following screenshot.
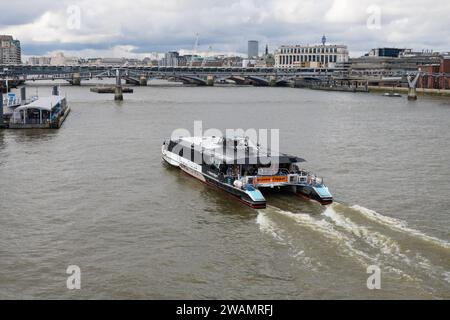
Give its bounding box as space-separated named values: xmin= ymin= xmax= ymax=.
xmin=162 ymin=136 xmax=333 ymax=209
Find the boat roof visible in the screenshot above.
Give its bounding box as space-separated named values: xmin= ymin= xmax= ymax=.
xmin=173 ymin=136 xmax=306 ymax=164
xmin=14 ymin=95 xmax=65 ymax=112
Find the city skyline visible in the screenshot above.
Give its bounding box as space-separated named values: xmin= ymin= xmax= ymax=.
xmin=0 ymin=0 xmax=449 ymax=59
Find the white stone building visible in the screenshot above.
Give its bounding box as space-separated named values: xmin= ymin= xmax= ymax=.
xmin=50 ymin=52 xmax=80 ymax=66
xmin=275 ymin=44 xmax=349 ymax=69
xmin=28 ymin=56 xmax=52 ymax=65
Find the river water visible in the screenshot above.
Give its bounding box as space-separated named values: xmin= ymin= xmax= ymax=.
xmin=0 ymin=81 xmax=449 ymax=299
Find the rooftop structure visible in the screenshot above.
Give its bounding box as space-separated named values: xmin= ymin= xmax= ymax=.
xmin=366 ymin=48 xmax=409 ymax=58
xmin=349 ymin=52 xmax=443 ymax=78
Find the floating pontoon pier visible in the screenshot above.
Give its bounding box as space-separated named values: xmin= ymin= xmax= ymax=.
xmin=6 ymin=86 xmax=70 ymax=129
xmin=90 ymin=86 xmax=134 ymax=94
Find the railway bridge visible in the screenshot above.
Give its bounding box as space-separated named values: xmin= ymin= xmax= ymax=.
xmin=0 ymin=65 xmax=336 ymax=87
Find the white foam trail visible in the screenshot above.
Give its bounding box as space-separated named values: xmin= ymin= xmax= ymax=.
xmin=330 ymin=204 xmax=450 ymax=284
xmin=265 ymin=206 xmax=375 ymax=266
xmin=323 ymin=205 xmax=408 ymax=259
xmin=323 ymin=205 xmax=366 ymax=237
xmin=261 ymin=205 xmax=446 ymax=286
xmin=327 ymin=205 xmax=450 ymax=280
xmin=349 ymin=204 xmax=450 ymax=250
xmin=256 ymin=210 xmax=321 ymax=271
xmin=256 ymin=210 xmax=284 ymax=242
xmin=384 ymin=266 xmax=416 ymax=282
xmin=322 ymin=205 xmax=444 ymax=282
xmin=443 ymin=271 xmax=450 ymax=284
xmin=268 ymin=205 xmax=425 ymax=282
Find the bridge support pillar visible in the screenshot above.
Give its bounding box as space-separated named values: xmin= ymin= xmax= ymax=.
xmin=114 ymin=69 xmax=123 ymax=101
xmin=408 ymin=87 xmax=417 ymax=100
xmin=407 ymin=73 xmax=420 ymax=101
xmin=206 ymin=75 xmax=214 ymax=86
xmin=114 ymin=86 xmax=123 ymax=101
xmin=269 ymin=76 xmax=277 ymax=87
xmin=139 ymin=75 xmax=148 ymax=86
xmin=72 ymin=73 xmax=81 ymax=86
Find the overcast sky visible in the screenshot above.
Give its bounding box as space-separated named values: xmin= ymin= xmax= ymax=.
xmin=0 ymin=0 xmax=449 ymax=59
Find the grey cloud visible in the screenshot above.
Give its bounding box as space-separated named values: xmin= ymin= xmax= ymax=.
xmin=0 ymin=0 xmax=68 ymax=26
xmin=1 ymin=0 xmax=449 ymax=57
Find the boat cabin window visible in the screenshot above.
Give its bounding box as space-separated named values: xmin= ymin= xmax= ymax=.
xmin=290 ymin=163 xmax=303 ymax=174
xmin=208 ymin=163 xmax=219 ymax=173
xmin=167 ymin=140 xmax=179 ymax=152
xmin=245 ymin=185 xmax=256 ymax=192
xmin=241 ymin=165 xmax=258 ymax=176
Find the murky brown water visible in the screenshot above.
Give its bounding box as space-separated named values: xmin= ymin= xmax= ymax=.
xmin=1 ymin=82 xmax=449 ymax=299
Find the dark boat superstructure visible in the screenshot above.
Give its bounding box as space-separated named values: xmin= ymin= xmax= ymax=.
xmin=162 ymin=136 xmax=333 ymax=209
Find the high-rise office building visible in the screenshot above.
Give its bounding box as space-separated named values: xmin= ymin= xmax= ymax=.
xmin=248 ymin=40 xmax=259 ymax=59
xmin=160 ymin=51 xmax=181 ymax=67
xmin=0 ymin=35 xmax=21 ymax=65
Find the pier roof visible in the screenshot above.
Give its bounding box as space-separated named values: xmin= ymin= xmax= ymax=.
xmin=15 ymin=96 xmax=65 ymax=112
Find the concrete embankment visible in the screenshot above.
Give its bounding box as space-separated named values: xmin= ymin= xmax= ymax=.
xmin=368 ymin=86 xmax=450 ymax=97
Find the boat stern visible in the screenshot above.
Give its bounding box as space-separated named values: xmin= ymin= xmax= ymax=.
xmin=313 ymin=185 xmax=333 ymax=205
xmin=243 ymin=186 xmax=267 ymax=209
xmin=297 ymin=184 xmax=333 ymax=205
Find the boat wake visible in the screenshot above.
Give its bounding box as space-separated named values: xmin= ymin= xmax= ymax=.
xmin=258 ymin=206 xmax=378 ymax=270
xmin=256 ymin=202 xmax=450 ymax=291
xmin=256 ymin=211 xmax=284 ymax=242
xmin=256 ymin=210 xmax=323 ymax=272
xmin=348 ymin=204 xmax=450 ymax=250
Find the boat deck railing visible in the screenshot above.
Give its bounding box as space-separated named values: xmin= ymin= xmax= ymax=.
xmin=2 ymin=97 xmax=38 ymax=108
xmin=2 ymin=97 xmax=20 ymax=107
xmin=241 ymin=173 xmax=325 ymax=187
xmin=218 ymin=170 xmax=326 ymax=191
